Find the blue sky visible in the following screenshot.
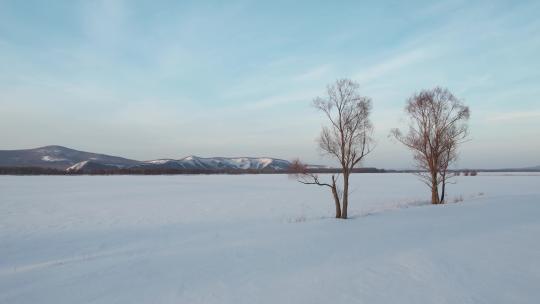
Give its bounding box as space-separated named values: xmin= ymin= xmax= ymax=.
xmin=0 ymin=0 xmax=539 ymax=168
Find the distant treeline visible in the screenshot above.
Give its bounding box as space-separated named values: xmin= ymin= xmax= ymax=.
xmin=0 ymin=166 xmax=386 ymax=175
xmin=0 ymin=167 xmax=66 ymax=175
xmin=2 ymin=166 xmax=536 ymax=175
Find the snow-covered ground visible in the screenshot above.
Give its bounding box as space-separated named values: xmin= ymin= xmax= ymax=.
xmin=1 ymin=173 xmax=539 ymax=303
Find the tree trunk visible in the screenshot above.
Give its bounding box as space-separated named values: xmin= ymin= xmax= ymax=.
xmin=440 ymin=148 xmax=451 ymax=204
xmin=440 ymin=175 xmax=446 ymax=204
xmin=341 ymin=172 xmax=349 ymax=219
xmin=331 ymin=175 xmax=341 ymax=218
xmin=431 ymin=178 xmax=440 ymax=204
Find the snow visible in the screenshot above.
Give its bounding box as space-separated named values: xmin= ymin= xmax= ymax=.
xmin=65 ymin=160 xmax=89 ymax=172
xmin=0 ymin=173 xmax=539 ymax=303
xmin=40 ymin=156 xmax=67 ymax=162
xmin=144 ymin=159 xmax=176 ymax=165
xmin=257 ymin=158 xmax=273 ymax=167
xmin=36 ymin=147 xmax=63 ymax=155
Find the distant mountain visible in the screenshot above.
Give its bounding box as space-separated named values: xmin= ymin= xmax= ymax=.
xmin=0 ymin=146 xmax=139 ymax=170
xmin=0 ymin=146 xmax=291 ymax=173
xmin=134 ymin=156 xmax=291 ymax=171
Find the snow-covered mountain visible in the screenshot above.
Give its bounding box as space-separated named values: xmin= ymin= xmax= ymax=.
xmin=0 ymin=146 xmax=139 ymax=170
xmin=135 ymin=156 xmax=290 ymax=171
xmin=0 ymin=146 xmax=291 ymax=172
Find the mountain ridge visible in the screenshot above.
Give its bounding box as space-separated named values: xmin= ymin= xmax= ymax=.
xmin=0 ymin=146 xmax=292 ymax=172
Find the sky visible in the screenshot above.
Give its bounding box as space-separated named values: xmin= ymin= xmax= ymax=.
xmin=0 ymin=0 xmax=539 ymax=169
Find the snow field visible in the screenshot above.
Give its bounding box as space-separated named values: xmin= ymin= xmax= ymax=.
xmin=1 ymin=173 xmax=539 ymax=303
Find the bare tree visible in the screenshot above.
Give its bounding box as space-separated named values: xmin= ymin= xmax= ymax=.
xmin=290 ymin=159 xmax=342 ymax=218
xmin=293 ymin=79 xmax=373 ymax=219
xmin=391 ymin=87 xmax=470 ymax=204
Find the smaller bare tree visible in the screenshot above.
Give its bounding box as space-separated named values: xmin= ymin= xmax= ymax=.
xmin=292 ymin=79 xmax=373 ymax=218
xmin=290 ymin=159 xmax=342 ymax=218
xmin=391 ymin=87 xmax=470 ymax=204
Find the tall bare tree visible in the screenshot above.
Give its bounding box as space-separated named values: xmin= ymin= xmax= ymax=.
xmin=293 ymin=79 xmax=373 ymax=219
xmin=391 ymin=87 xmax=470 ymax=204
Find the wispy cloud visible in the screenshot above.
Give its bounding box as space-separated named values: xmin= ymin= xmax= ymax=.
xmin=486 ymin=110 xmax=540 ymax=122
xmin=243 ymin=90 xmax=318 ymax=110
xmin=80 ymin=0 xmax=128 ymax=49
xmin=292 ymin=64 xmax=332 ymax=82
xmin=354 ymin=48 xmax=429 ymax=84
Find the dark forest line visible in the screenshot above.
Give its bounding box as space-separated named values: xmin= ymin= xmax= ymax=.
xmin=0 ymin=166 xmax=386 ymax=175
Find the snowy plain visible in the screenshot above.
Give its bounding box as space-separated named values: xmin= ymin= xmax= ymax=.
xmin=0 ymin=173 xmax=539 ymax=303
